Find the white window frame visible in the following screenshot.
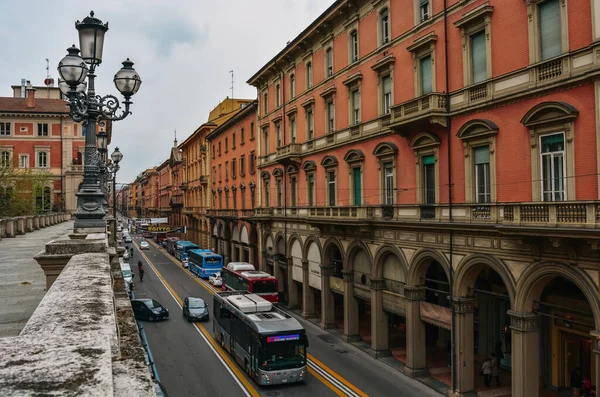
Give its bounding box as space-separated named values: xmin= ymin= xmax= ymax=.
xmin=37 ymin=123 xmax=49 ymax=137
xmin=275 ymin=122 xmax=282 ymax=148
xmin=417 ymin=0 xmax=431 ymax=24
xmin=307 ymin=173 xmax=316 ymax=206
xmin=327 ymin=170 xmax=336 ymax=206
xmin=290 ymin=73 xmax=296 ymax=98
xmin=473 ymin=146 xmax=491 ymax=204
xmin=19 ymin=154 xmax=29 ymax=168
xmin=540 ymin=132 xmax=566 ymax=202
xmin=383 ymin=162 xmax=394 ymax=205
xmin=407 ymin=33 xmax=437 ymax=97
xmin=0 ymin=151 xmax=11 ymax=167
xmin=306 ymin=108 xmax=314 ymax=141
xmin=350 ymin=30 xmax=359 ymax=63
xmin=306 ymin=62 xmax=313 ymax=89
xmin=290 ymin=116 xmax=297 ymax=143
xmin=527 ymin=0 xmax=568 ymax=64
xmin=351 ymin=89 xmax=361 ymax=125
xmin=382 ymin=75 xmax=392 ymax=115
xmin=37 ymin=151 xmax=48 ymax=168
xmin=276 ymin=83 xmax=281 ymax=108
xmin=326 ymin=101 xmax=335 ymax=134
xmin=0 ymin=122 xmax=11 ymax=136
xmin=325 ymin=47 xmax=334 ymax=78
xmin=380 ymin=8 xmax=390 ymax=45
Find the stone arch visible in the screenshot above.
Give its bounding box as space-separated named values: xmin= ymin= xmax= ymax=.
xmin=372 ymin=142 xmax=398 ymax=157
xmin=275 ymin=232 xmax=286 ymax=255
xmin=520 ymin=101 xmax=579 ymax=127
xmin=407 ymin=247 xmax=450 ymax=286
xmin=287 ymin=233 xmax=302 ymax=254
xmin=248 ymin=226 xmax=258 ymax=245
xmin=260 ymin=170 xmax=271 ymax=180
xmin=240 ymin=224 xmax=250 ymax=245
xmin=409 ymin=132 xmax=441 ymax=151
xmin=264 ymin=233 xmax=275 ymax=253
xmin=302 ymin=235 xmax=322 ymax=261
xmin=453 ymin=254 xmax=516 ymax=304
xmin=322 ymin=237 xmax=345 ymax=268
xmin=302 ymin=160 xmax=317 ymax=172
xmin=514 ymin=261 xmax=600 ymax=329
xmin=343 ymin=149 xmax=365 ymax=164
xmin=320 ymin=155 xmax=338 ymax=168
xmin=217 ymin=221 xmax=225 ymax=239
xmin=456 ymin=119 xmax=499 ymax=140
xmin=344 ymin=239 xmax=373 ymax=273
xmin=212 ymin=221 xmax=218 ymax=237
xmin=373 ymin=244 xmax=408 ymax=281
xmin=231 ymin=224 xmax=240 ymax=242
xmin=272 ymin=168 xmax=284 ymax=177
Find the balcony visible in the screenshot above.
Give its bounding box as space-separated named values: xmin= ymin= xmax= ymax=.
xmin=199 ymin=175 xmax=208 ymax=185
xmin=182 ymin=206 xmax=207 ymax=216
xmin=67 ymin=164 xmax=83 ymax=173
xmin=275 ymin=143 xmax=302 ymax=165
xmin=389 ymin=92 xmax=447 ymax=133
xmin=170 ymin=192 xmax=184 ymax=207
xmin=207 ymin=209 xmax=240 ymax=218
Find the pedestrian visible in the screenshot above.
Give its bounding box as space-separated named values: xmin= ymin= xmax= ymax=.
xmin=584 ymin=375 xmax=592 ymax=396
xmin=139 ymin=268 xmax=145 ymax=282
xmin=137 ymin=260 xmax=143 ymax=273
xmin=481 ymin=357 xmax=493 ymax=388
xmin=571 ymin=367 xmax=582 ymax=397
xmin=490 ymin=353 xmax=500 ymax=386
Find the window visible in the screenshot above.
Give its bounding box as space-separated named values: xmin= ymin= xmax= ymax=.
xmin=240 ymin=155 xmax=246 ymax=176
xmin=212 ymin=145 xmax=215 ymax=159
xmin=232 ymin=159 xmax=237 ymax=179
xmin=276 ymin=84 xmax=281 ymax=107
xmin=213 ymin=166 xmax=216 ymax=183
xmin=350 ymin=30 xmax=359 ymax=62
xmin=307 ymin=174 xmax=315 ymax=206
xmin=225 ymin=161 xmax=229 ymax=180
xmin=232 ymin=188 xmax=237 ymax=209
xmin=225 ymin=189 xmax=229 ymax=209
xmin=325 ymin=48 xmax=333 ymax=77
xmin=225 ymin=138 xmax=228 ymax=153
xmin=219 ymin=164 xmax=222 ymax=182
xmin=37 ymin=151 xmax=48 ymax=168
xmin=264 ymin=180 xmax=270 ymax=207
xmin=539 ymin=0 xmax=561 ymax=60
xmin=420 ymin=56 xmax=432 ymax=95
xmin=290 ymin=176 xmax=297 ymax=207
xmin=290 ymin=74 xmax=295 ymax=98
xmin=290 ymin=117 xmax=297 ymax=143
xmin=19 ymin=154 xmax=28 ymax=168
xmin=423 ymin=155 xmax=435 ymax=204
xmin=419 ymin=0 xmax=430 ymax=23
xmin=241 ymin=186 xmax=246 ymax=209
xmin=232 ymin=133 xmax=236 ymax=149
xmin=250 ymin=122 xmax=255 ymax=140
xmin=0 ymin=122 xmax=10 ymax=136
xmin=470 ymin=30 xmax=487 ymax=84
xmin=276 ymin=179 xmax=282 ymax=207
xmin=306 ymin=62 xmax=313 ymax=88
xmin=351 ymin=89 xmax=360 ymax=125
xmin=382 ymin=75 xmax=392 ymax=114
xmin=263 ymin=128 xmax=269 ymax=154
xmin=250 ymin=151 xmax=256 ymax=174
xmin=381 ymin=8 xmax=390 ymax=44
xmin=307 ymin=109 xmax=314 ymax=140
xmin=241 ymin=128 xmax=245 ymax=143
xmin=541 ymin=133 xmax=565 ymax=201
xmin=37 ymin=123 xmax=48 ymax=136
xmin=1 ymin=151 xmax=10 ymax=167
xmin=327 ymin=171 xmax=336 ymax=206
xmin=384 ymin=162 xmax=394 ymax=205
xmin=276 ymin=123 xmax=282 ymax=148
xmin=327 ymin=101 xmax=335 ymax=134
xmin=474 ymin=146 xmax=491 ymax=203
xmin=251 ymin=185 xmax=256 ymax=209
xmin=263 ymin=92 xmax=268 ymax=114
xmin=218 ymin=142 xmax=222 ymax=156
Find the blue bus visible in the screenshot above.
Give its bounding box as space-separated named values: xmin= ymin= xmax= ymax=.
xmin=174 ymin=241 xmax=200 ymax=261
xmin=188 ymin=249 xmax=223 ymax=278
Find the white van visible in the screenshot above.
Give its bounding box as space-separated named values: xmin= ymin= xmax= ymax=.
xmin=120 ymin=261 xmax=134 ymax=291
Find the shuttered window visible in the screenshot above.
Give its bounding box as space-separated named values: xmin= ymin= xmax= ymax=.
xmin=539 ymin=0 xmax=561 ymax=60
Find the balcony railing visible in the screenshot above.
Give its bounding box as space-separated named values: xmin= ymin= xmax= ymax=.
xmin=67 ymin=164 xmax=83 ymax=172
xmin=390 ymin=92 xmax=447 ymax=128
xmin=199 ymin=175 xmax=208 ymax=185
xmin=275 ymin=143 xmax=302 ymax=164
xmin=245 ymin=202 xmax=600 ymax=230
xmin=182 ymin=206 xmax=207 ymax=215
xmin=170 ymin=193 xmax=184 ymax=207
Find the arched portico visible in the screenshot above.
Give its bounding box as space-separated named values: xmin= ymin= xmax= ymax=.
xmin=303 ymin=236 xmax=322 ymax=320
xmin=344 ymin=240 xmax=374 ymax=343
xmin=274 ymin=234 xmax=287 ymax=304
xmin=321 ymin=237 xmax=345 ymax=329
xmin=288 ymin=235 xmax=303 ymax=310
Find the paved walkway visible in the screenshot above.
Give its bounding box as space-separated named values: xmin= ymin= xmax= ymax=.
xmin=0 ymin=221 xmax=74 ymax=338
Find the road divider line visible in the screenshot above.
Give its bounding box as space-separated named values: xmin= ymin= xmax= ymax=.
xmin=140 ymin=239 xmax=369 ymax=397
xmin=134 ymin=243 xmax=259 ymax=397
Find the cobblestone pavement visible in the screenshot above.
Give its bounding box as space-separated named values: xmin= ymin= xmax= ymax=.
xmin=0 ymin=221 xmax=74 ymax=337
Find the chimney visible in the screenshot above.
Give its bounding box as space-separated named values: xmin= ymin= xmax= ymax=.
xmin=26 ymin=81 xmax=36 ymax=108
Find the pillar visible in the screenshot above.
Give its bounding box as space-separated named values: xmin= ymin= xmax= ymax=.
xmin=5 ymin=218 xmax=16 ymax=237
xmin=509 ymin=310 xmax=539 ymax=397
xmin=26 ymin=216 xmax=33 ymax=232
xmin=16 ymin=217 xmax=25 ymax=235
xmin=405 ymin=286 xmax=428 ymax=377
xmin=370 ymin=278 xmax=390 ymax=357
xmin=238 ymin=244 xmax=244 ymax=263
xmin=230 ymin=240 xmax=236 ymax=262
xmin=453 ymin=298 xmax=476 ymax=397
xmin=302 ymin=260 xmax=315 ymax=318
xmin=321 ymin=265 xmax=336 ymax=329
xmin=287 ymin=257 xmax=299 ymax=309
xmin=342 ymin=269 xmax=359 ymax=342
xmin=248 ymin=245 xmax=255 ymax=267
xmin=33 ymin=215 xmax=40 ymax=230
xmin=591 ymin=331 xmax=600 ymax=393
xmin=260 ymin=249 xmax=267 ymax=272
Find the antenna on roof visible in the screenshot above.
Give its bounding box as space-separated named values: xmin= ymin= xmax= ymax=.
xmin=173 ymin=129 xmax=178 ymax=147
xmin=229 ymin=70 xmax=234 ymax=101
xmin=44 ymin=58 xmax=55 ymax=98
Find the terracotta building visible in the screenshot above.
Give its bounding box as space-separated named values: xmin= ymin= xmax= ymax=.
xmin=237 ymin=1 xmax=600 ymax=396
xmin=0 ymin=81 xmax=85 ymax=213
xmin=207 ymin=101 xmax=259 ymax=265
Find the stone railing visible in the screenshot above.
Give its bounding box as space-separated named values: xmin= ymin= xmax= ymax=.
xmin=390 ymin=92 xmax=447 ymax=126
xmin=1 ymin=233 xmax=155 ymax=395
xmin=67 ymin=164 xmax=84 ymax=172
xmin=0 ymin=213 xmax=71 ymax=239
xmin=246 ymin=202 xmax=600 ymax=229
xmin=275 ymin=143 xmax=302 ymax=163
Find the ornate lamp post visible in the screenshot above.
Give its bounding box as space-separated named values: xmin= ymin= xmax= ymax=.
xmin=109 ymin=147 xmax=123 ymax=218
xmin=58 ymin=11 xmax=141 ymax=229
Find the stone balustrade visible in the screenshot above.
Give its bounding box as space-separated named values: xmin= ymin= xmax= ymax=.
xmin=0 ymin=213 xmax=71 ymax=240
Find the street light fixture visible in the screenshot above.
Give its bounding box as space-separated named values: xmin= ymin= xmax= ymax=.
xmin=58 ymin=11 xmax=142 ymax=230
xmin=97 ymin=130 xmax=108 ymax=154
xmin=109 ymin=147 xmax=122 ymax=218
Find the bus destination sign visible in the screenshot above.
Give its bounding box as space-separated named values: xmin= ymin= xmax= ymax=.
xmin=266 ymin=334 xmax=300 ymax=343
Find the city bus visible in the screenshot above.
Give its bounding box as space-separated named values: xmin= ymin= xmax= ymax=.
xmin=213 ymin=291 xmax=308 ymax=385
xmin=221 ymin=262 xmax=278 ymax=303
xmin=174 ymin=241 xmax=200 ymax=261
xmin=188 ymin=249 xmax=223 ymax=278
xmin=165 ymin=237 xmax=180 ymax=255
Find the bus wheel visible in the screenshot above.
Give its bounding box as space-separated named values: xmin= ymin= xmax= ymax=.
xmin=220 ymin=334 xmax=225 ymax=348
xmin=244 ymin=359 xmax=249 ymax=374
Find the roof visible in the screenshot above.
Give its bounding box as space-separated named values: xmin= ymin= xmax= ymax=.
xmin=206 ymin=101 xmax=258 ymax=141
xmin=176 ymin=241 xmax=199 ymax=247
xmin=0 ymin=97 xmax=70 ymax=114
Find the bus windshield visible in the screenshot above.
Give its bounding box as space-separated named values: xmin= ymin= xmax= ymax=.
xmin=260 ymin=334 xmax=306 ymax=371
xmin=252 ymin=280 xmax=277 ymax=294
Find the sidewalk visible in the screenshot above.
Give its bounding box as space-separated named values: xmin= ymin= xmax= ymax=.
xmin=0 ymin=220 xmax=74 ymax=337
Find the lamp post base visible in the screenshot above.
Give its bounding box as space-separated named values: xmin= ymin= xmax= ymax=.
xmin=73 ymin=188 xmax=107 ymax=230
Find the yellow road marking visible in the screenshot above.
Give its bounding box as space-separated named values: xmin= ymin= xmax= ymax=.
xmin=134 ymin=242 xmax=260 ymax=397
xmin=137 ymin=239 xmax=367 ymax=397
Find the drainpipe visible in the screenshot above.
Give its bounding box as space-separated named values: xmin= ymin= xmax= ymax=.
xmin=60 ymin=116 xmax=64 ymax=212
xmin=443 ymin=0 xmax=456 ymax=393
xmin=278 ymin=64 xmax=288 ymax=301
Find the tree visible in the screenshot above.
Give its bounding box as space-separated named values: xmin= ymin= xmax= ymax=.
xmin=0 ymin=160 xmax=54 ymax=217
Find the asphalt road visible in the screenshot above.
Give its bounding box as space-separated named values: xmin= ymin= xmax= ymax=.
xmin=128 ymin=234 xmax=440 ymax=397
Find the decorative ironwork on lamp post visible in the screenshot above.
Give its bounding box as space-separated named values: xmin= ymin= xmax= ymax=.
xmin=58 ymin=11 xmax=141 ymax=229
xmin=109 ymin=147 xmax=122 ymax=218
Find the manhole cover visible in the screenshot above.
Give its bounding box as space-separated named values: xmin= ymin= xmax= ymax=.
xmin=316 ymin=334 xmax=340 ymax=344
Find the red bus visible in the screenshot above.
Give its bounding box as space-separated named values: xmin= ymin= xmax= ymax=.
xmin=221 ymin=262 xmax=278 ymax=303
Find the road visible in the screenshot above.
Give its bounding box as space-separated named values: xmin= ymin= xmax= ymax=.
xmin=128 ymin=234 xmax=440 ymax=397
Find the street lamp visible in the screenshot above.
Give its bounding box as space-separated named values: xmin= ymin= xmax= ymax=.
xmin=58 ymin=11 xmax=141 ymax=230
xmin=109 ymin=147 xmax=122 ymax=218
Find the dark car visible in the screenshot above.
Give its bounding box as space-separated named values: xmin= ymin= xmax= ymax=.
xmin=182 ymin=297 xmax=209 ymax=322
xmin=131 ymin=299 xmax=169 ymax=321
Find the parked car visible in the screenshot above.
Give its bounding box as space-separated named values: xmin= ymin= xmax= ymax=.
xmin=123 ymin=250 xmax=130 ymax=261
xmin=120 ymin=262 xmax=133 ymax=293
xmin=131 ymin=299 xmax=169 ymax=321
xmin=182 ymin=297 xmax=209 ymax=322
xmin=140 ymin=241 xmax=149 ymax=250
xmin=208 ymin=272 xmax=222 ymax=287
xmin=124 ymin=235 xmax=132 ymax=243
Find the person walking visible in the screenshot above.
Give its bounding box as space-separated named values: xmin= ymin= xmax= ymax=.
xmin=137 ymin=260 xmax=143 ymax=273
xmin=490 ymin=353 xmax=500 ymax=386
xmin=139 ymin=267 xmax=145 ymax=282
xmin=481 ymin=357 xmax=493 ymax=388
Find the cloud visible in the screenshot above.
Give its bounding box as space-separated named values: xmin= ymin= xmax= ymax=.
xmin=142 ymin=17 xmax=203 ymax=58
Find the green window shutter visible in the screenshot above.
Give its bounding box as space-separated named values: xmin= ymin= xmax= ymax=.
xmin=423 ymin=154 xmax=435 ymax=165
xmin=470 ymin=30 xmax=487 ymax=83
xmin=420 ymin=56 xmax=432 ymax=94
xmin=473 ymin=146 xmax=490 ymax=165
xmin=539 ymin=0 xmax=561 ymax=60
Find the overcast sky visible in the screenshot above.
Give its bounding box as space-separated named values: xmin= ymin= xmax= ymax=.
xmin=0 ymin=0 xmax=334 ymax=184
